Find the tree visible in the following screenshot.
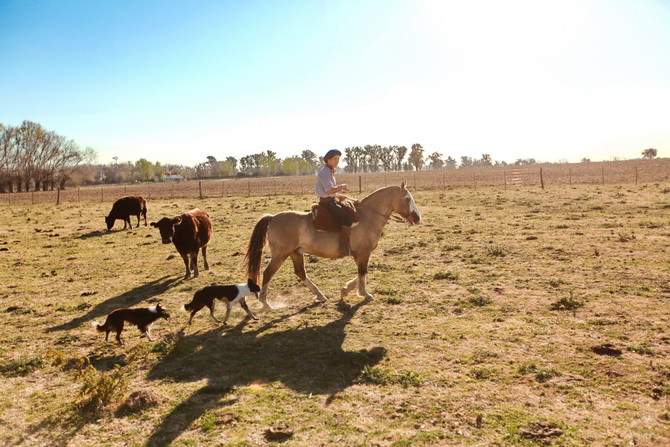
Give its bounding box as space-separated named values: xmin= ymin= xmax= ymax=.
xmin=259 ymin=150 xmax=280 ymax=176
xmin=281 ymin=156 xmax=313 ymax=175
xmin=459 ymin=156 xmax=474 ymax=169
xmin=394 ymin=146 xmax=407 ymax=171
xmin=239 ymin=155 xmax=254 ymax=174
xmin=642 ymin=148 xmax=658 ymax=159
xmin=408 ymin=143 xmax=424 ymax=171
xmin=136 ymin=159 xmax=163 ymax=181
xmin=363 ymin=145 xmax=381 ymax=172
xmin=379 ymin=146 xmax=395 ymax=172
xmin=479 ymin=153 xmax=493 ymax=167
xmin=445 ymin=156 xmax=457 ymax=169
xmin=300 ymin=150 xmax=319 ymax=173
xmin=206 ymin=156 xmax=219 ymax=177
xmin=219 ymin=160 xmax=235 ymax=177
xmin=428 ymin=152 xmax=444 ymax=170
xmin=225 ymin=156 xmax=238 ymax=175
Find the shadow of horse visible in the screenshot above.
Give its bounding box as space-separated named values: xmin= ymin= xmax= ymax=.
xmin=145 ymin=301 xmax=385 ymax=447
xmin=46 ymin=275 xmax=181 ymax=333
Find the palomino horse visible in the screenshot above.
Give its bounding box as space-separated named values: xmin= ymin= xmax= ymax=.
xmin=244 ymin=182 xmax=421 ymax=311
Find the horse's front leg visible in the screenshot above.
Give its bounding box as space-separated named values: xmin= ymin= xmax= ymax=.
xmin=289 ymin=252 xmax=327 ymax=302
xmin=355 ymin=252 xmax=374 ymax=301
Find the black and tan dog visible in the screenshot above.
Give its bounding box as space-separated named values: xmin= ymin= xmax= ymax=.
xmin=95 ymin=303 xmax=170 ymax=345
xmin=184 ymin=278 xmax=260 ymax=325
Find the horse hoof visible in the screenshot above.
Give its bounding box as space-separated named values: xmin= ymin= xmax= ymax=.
xmin=315 ymin=295 xmax=328 ymax=303
xmin=261 ymin=304 xmax=273 ymax=312
xmin=363 ymin=295 xmax=375 ymax=302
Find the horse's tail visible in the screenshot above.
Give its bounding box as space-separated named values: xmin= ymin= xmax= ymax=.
xmin=243 ymin=214 xmax=273 ymax=284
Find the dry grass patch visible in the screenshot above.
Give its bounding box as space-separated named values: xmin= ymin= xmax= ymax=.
xmin=1 ymin=185 xmax=669 ymax=445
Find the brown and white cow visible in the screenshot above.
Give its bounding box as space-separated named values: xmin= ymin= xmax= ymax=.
xmin=150 ymin=209 xmax=212 ymax=279
xmin=106 ymin=196 xmax=148 ymax=230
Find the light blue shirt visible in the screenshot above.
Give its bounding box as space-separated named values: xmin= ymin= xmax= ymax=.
xmin=315 ymin=165 xmax=336 ymax=198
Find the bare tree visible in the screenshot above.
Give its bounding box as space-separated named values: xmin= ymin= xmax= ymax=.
xmin=394 ymin=145 xmax=407 ymax=171
xmin=379 ymin=146 xmax=395 ymax=172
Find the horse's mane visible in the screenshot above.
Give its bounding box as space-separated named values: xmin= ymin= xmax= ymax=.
xmin=360 ymin=185 xmax=401 ymax=206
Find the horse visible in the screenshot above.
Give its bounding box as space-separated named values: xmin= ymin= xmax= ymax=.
xmin=244 ymin=182 xmax=421 ymax=311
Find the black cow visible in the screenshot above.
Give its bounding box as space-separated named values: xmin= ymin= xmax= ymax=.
xmin=106 ymin=196 xmax=148 ymax=230
xmin=150 ymin=209 xmax=213 ymax=279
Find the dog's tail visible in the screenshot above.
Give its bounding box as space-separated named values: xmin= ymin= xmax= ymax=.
xmin=92 ymin=321 xmax=106 ymax=332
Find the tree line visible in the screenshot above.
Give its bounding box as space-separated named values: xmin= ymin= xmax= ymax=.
xmin=0 ymin=121 xmax=93 ymax=193
xmin=0 ymin=121 xmax=660 ymax=190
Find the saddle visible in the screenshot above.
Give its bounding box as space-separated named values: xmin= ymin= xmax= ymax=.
xmin=310 ymin=196 xmax=360 ymax=232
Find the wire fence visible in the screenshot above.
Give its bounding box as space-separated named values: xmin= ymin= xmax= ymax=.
xmin=2 ymin=158 xmax=668 ymax=206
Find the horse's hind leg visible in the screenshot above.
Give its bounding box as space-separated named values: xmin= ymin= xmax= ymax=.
xmin=341 ymin=277 xmax=359 ymax=301
xmin=259 ymin=254 xmax=288 ymax=311
xmin=289 ymin=251 xmax=327 ymax=303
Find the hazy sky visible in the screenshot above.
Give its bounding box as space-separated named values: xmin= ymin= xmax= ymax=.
xmin=2 ymin=0 xmax=669 ymax=166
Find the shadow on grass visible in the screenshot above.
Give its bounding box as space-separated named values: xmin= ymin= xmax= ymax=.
xmin=46 ymin=275 xmax=181 ymax=333
xmin=145 ymin=300 xmax=385 ymax=447
xmin=76 ymin=230 xmax=107 ymax=239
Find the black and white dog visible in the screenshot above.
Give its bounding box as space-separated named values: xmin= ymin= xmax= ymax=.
xmin=184 ymin=278 xmax=261 ymax=325
xmin=95 ymin=303 xmax=170 ymax=345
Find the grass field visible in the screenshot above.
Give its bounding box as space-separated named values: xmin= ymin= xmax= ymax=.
xmin=1 ymin=183 xmax=669 ymax=446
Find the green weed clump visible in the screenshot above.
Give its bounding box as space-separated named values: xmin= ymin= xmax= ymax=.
xmin=0 ymin=356 xmax=44 ymax=377
xmin=486 ymin=246 xmax=507 ymax=257
xmin=433 ymin=271 xmax=459 ymax=281
xmin=517 ymin=364 xmax=561 ymax=383
xmin=468 ymin=295 xmax=492 ymax=307
xmin=70 ymin=356 xmax=132 ymax=415
xmin=550 ymin=292 xmax=584 ymax=311
xmin=360 ymin=366 xmax=424 ymax=387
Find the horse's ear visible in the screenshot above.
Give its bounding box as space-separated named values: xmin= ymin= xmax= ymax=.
xmin=401 ymin=181 xmax=407 ymax=190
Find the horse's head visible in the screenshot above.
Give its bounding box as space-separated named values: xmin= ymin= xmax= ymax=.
xmin=393 ymin=182 xmax=421 ymax=225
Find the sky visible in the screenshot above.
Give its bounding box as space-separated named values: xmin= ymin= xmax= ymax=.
xmin=1 ymin=0 xmax=669 ymax=166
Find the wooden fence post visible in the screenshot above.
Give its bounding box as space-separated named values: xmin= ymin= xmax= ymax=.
xmin=569 ymin=167 xmax=572 ymax=186
xmin=635 ymin=166 xmax=638 ymax=185
xmin=359 ymin=176 xmax=362 ymax=194
xmin=248 ymin=180 xmax=251 ymax=197
xmin=56 ymin=187 xmax=61 ymax=205
xmin=540 ymin=168 xmax=545 ymax=190
xmin=601 ymin=166 xmax=605 ymax=186
xmin=101 ymin=186 xmax=104 ymax=202
xmin=199 ymin=181 xmax=203 ymax=199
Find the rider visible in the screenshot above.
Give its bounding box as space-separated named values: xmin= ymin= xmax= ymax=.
xmin=315 ymin=149 xmax=356 ymax=256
